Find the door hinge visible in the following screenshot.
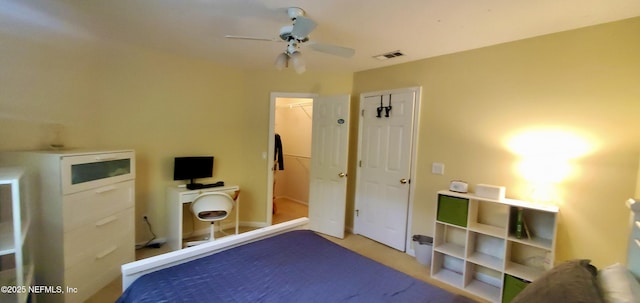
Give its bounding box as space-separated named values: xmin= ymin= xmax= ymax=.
xmin=355 ymin=209 xmax=359 ymax=217
xmin=361 ymin=109 xmax=364 ymax=116
xmin=358 ymin=160 xmax=362 ymax=167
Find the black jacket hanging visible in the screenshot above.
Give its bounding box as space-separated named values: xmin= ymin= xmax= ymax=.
xmin=274 ymin=133 xmax=284 ymax=170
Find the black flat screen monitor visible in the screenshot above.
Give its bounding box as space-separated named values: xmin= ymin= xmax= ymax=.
xmin=173 ymin=156 xmax=214 ymax=185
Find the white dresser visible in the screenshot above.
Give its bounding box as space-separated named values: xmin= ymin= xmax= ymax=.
xmin=0 ymin=150 xmax=135 ymax=303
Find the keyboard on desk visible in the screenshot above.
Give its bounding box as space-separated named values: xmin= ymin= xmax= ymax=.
xmin=186 ymin=181 xmax=225 ymax=190
xmin=202 ymin=181 xmax=225 ymax=188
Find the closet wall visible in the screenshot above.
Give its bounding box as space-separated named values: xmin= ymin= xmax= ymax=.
xmin=274 ymin=98 xmax=313 ymax=204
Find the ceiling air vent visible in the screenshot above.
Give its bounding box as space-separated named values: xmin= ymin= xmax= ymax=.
xmin=373 ymin=50 xmax=405 ymax=60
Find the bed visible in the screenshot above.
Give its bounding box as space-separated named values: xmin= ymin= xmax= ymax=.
xmin=120 ymin=197 xmax=640 ymax=303
xmin=118 ymin=218 xmax=476 ymax=302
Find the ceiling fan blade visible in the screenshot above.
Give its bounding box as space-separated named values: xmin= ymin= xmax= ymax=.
xmin=291 ymin=16 xmax=317 ymax=40
xmin=225 ymin=35 xmax=280 ymax=42
xmin=308 ymin=42 xmax=355 ymax=58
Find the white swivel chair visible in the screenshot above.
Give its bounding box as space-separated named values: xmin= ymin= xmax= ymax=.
xmin=186 ymin=192 xmax=234 ymax=247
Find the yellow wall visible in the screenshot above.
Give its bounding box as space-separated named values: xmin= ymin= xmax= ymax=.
xmin=1 ymin=10 xmax=638 ymax=268
xmin=0 ymin=29 xmax=352 ymax=241
xmin=0 ymin=33 xmax=101 ymax=151
xmin=351 ymin=17 xmax=640 ymax=268
xmin=79 ymin=46 xmax=353 ymax=239
xmin=637 ymin=157 xmax=640 ymax=197
xmin=91 ymin=43 xmax=247 ymax=240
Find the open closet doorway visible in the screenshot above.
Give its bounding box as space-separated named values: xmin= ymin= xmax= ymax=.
xmin=269 ymin=94 xmax=313 ymax=225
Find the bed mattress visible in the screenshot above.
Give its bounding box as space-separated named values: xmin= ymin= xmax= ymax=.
xmin=117 ymin=230 xmax=476 ymax=303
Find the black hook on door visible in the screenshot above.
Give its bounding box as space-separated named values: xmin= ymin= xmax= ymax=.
xmin=384 ymin=94 xmax=392 ymax=117
xmin=376 ymin=95 xmax=384 ymax=118
xmin=375 ymin=95 xmax=393 ymax=118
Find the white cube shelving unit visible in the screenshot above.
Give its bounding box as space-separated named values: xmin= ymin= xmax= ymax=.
xmin=0 ymin=167 xmax=34 ymax=303
xmin=431 ymin=190 xmax=559 ymax=303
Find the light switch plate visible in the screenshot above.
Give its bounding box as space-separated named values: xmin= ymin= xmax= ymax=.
xmin=432 ymin=162 xmax=445 ymax=175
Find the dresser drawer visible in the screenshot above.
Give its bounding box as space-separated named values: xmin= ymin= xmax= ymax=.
xmin=63 ymin=180 xmax=134 ymax=232
xmin=61 ymin=151 xmax=135 ymax=194
xmin=64 ymin=232 xmax=133 ymax=303
xmin=63 ymin=208 xmax=134 ymax=269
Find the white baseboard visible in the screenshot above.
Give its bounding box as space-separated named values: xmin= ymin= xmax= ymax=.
xmin=241 ymin=221 xmax=269 ymax=228
xmin=407 ymin=248 xmax=416 ymax=257
xmin=275 ymin=196 xmax=308 ymax=205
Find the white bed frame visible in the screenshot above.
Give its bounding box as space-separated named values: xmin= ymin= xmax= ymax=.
xmin=121 ymin=217 xmax=310 ymax=290
xmin=123 ymin=201 xmax=640 ymax=293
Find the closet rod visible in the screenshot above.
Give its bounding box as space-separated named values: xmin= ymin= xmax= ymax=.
xmin=276 ymin=101 xmax=312 ymax=108
xmin=287 ymin=101 xmax=312 ymax=108
xmin=284 ymin=154 xmax=311 ymax=159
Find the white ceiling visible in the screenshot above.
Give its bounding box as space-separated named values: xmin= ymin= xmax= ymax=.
xmin=2 ymin=0 xmax=640 ymax=73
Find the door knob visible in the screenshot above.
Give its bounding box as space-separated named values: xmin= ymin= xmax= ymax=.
xmin=338 ymin=172 xmax=346 ymax=178
xmin=400 ymin=178 xmax=408 ymax=184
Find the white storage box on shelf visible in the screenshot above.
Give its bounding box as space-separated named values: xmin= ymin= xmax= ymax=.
xmin=476 ymin=184 xmax=506 ymax=200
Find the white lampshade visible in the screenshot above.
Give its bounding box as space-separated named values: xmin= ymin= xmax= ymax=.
xmin=290 ymin=51 xmax=306 ymax=74
xmin=274 ymin=52 xmax=288 ymax=70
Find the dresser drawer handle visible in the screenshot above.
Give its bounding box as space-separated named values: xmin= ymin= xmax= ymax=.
xmin=95 ymin=186 xmax=116 ymax=194
xmin=95 ymin=216 xmax=118 ymax=227
xmin=96 ymin=246 xmax=117 ymax=260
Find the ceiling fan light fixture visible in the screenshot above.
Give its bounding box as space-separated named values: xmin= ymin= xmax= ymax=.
xmin=290 ymin=51 xmax=306 ymax=74
xmin=275 ymin=52 xmax=288 ymax=70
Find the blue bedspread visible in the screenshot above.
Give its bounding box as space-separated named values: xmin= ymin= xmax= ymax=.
xmin=117 ymin=230 xmax=476 ymax=303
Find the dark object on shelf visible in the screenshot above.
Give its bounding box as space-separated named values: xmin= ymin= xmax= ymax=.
xmin=516 ymin=208 xmax=524 ymax=239
xmin=186 ymin=181 xmax=225 ymax=190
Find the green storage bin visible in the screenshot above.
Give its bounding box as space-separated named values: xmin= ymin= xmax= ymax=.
xmin=437 ymin=195 xmax=469 ymax=227
xmin=502 ymin=274 xmax=530 ymax=303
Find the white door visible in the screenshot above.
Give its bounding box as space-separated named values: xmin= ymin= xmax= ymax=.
xmin=308 ymin=94 xmax=350 ymax=238
xmin=354 ymin=90 xmax=416 ymax=251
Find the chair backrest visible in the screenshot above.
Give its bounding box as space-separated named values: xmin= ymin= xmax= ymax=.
xmin=191 ymin=192 xmax=234 ymax=222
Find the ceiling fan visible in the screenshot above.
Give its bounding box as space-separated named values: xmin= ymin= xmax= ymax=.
xmin=225 ymin=7 xmax=355 ymax=74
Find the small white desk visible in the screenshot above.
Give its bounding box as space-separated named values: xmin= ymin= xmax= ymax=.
xmin=166 ymin=185 xmax=240 ymax=251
